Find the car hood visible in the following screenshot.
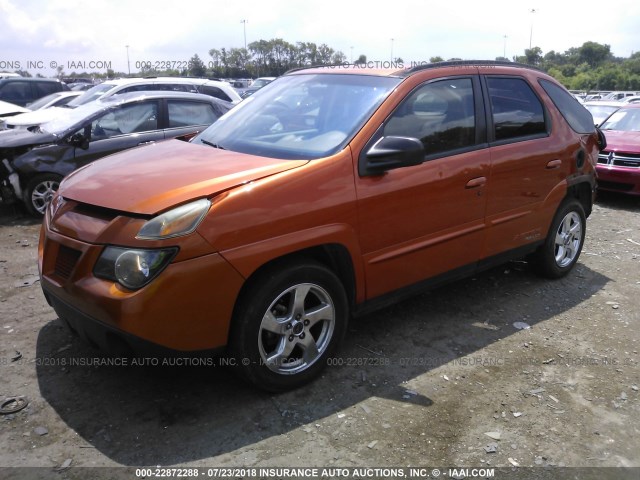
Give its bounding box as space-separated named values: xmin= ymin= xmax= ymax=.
xmin=4 ymin=106 xmax=67 ymax=127
xmin=60 ymin=139 xmax=309 ymax=215
xmin=0 ymin=128 xmax=57 ymax=148
xmin=0 ymin=100 xmax=30 ymax=117
xmin=601 ymin=130 xmax=640 ymax=154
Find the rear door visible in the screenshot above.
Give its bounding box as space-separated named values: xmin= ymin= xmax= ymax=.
xmin=481 ymin=73 xmax=567 ymax=258
xmin=355 ymin=75 xmax=490 ymax=299
xmin=163 ymin=99 xmax=224 ymax=140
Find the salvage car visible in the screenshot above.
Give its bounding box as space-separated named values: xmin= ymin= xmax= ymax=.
xmin=596 ymin=103 xmax=640 ymax=195
xmin=38 ymin=62 xmax=601 ymax=391
xmin=1 ymin=92 xmax=231 ymax=215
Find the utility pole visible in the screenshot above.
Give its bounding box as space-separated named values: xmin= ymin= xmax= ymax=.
xmin=125 ymin=45 xmax=130 ymax=76
xmin=390 ymin=38 xmax=394 ymax=63
xmin=529 ymin=8 xmax=536 ymax=49
xmin=240 ymin=19 xmax=248 ymax=50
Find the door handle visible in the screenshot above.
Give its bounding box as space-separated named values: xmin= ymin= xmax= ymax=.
xmin=465 ymin=177 xmax=487 ymax=188
xmin=546 ymin=159 xmax=561 ymax=169
xmin=138 ymin=141 xmax=155 ymax=146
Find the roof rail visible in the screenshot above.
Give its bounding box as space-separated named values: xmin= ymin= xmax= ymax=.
xmin=402 ymin=60 xmax=545 ymax=74
xmin=284 ymin=60 xmax=545 ymax=76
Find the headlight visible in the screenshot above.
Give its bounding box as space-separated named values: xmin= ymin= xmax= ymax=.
xmin=136 ymin=199 xmax=211 ymax=240
xmin=94 ymin=246 xmax=178 ymax=290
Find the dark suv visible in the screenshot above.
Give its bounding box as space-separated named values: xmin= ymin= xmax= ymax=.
xmin=0 ymin=78 xmax=69 ymax=107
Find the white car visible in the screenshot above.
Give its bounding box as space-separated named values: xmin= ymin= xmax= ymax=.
xmin=583 ymin=101 xmax=623 ymax=126
xmin=3 ymin=77 xmax=241 ymax=129
xmin=26 ymin=91 xmax=82 ymax=110
xmin=0 ymin=92 xmax=82 ymax=130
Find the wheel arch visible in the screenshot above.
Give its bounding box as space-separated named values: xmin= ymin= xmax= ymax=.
xmin=226 ymin=243 xmax=358 ymax=344
xmin=566 ymin=180 xmax=594 ymax=218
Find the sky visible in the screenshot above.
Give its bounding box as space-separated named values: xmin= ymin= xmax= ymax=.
xmin=1 ymin=0 xmax=639 ymax=77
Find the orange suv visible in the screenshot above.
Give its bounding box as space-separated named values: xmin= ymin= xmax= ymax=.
xmin=38 ymin=62 xmax=602 ymax=391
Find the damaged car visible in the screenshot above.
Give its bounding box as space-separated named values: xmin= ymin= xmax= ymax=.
xmin=0 ymin=91 xmax=231 ymax=215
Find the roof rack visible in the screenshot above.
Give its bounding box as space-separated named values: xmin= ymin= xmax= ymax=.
xmin=403 ymin=60 xmax=544 ymax=74
xmin=284 ymin=60 xmax=545 ymax=76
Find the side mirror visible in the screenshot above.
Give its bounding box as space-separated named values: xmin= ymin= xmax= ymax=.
xmin=362 ymin=136 xmax=425 ymax=175
xmin=67 ymin=129 xmax=90 ymax=150
xmin=595 ymin=126 xmax=607 ymax=150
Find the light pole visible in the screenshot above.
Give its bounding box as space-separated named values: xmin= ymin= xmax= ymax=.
xmin=503 ymin=35 xmax=508 ymax=58
xmin=350 ymin=46 xmax=354 ymax=64
xmin=529 ymin=8 xmax=536 ymax=49
xmin=390 ymin=38 xmax=394 ymax=63
xmin=241 ymin=19 xmax=248 ymax=50
xmin=125 ymin=45 xmax=130 ymax=76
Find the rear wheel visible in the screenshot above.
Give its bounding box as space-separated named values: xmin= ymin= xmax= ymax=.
xmin=25 ymin=174 xmax=62 ymax=217
xmin=230 ymin=260 xmax=348 ymax=392
xmin=530 ymin=199 xmax=586 ymax=279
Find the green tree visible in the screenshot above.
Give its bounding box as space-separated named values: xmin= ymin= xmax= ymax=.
xmin=188 ymin=54 xmax=206 ymax=77
xmin=578 ymin=41 xmax=612 ymax=69
xmin=430 ymin=56 xmax=444 ymax=63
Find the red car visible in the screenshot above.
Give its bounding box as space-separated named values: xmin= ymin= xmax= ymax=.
xmin=597 ymin=104 xmax=640 ymax=195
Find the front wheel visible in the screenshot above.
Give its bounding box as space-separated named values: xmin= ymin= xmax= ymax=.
xmin=530 ymin=199 xmax=586 ymax=279
xmin=25 ymin=174 xmax=62 ymax=217
xmin=230 ymin=260 xmax=348 ymax=392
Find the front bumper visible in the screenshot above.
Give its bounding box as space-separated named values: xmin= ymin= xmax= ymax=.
xmin=39 ymin=222 xmax=246 ymax=353
xmin=596 ymin=164 xmax=640 ymax=195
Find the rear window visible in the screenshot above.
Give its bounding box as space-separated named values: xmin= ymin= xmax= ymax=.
xmin=486 ymin=77 xmax=546 ymax=141
xmin=199 ymin=85 xmax=232 ymax=102
xmin=539 ymin=79 xmax=595 ymax=134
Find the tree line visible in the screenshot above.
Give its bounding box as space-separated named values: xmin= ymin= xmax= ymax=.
xmin=14 ymin=39 xmax=639 ymax=91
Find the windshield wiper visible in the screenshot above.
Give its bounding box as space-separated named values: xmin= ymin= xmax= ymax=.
xmin=201 ymin=139 xmax=225 ymax=150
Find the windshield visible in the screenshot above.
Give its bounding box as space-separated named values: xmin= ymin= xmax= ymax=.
xmin=252 ymin=78 xmax=272 ymax=88
xmin=584 ymin=105 xmax=620 ymax=125
xmin=27 ymin=93 xmax=61 ymax=110
xmin=600 ymin=108 xmax=640 ymax=131
xmin=194 ymin=74 xmax=401 ymax=160
xmin=67 ymin=83 xmax=114 ymax=107
xmin=40 ymin=101 xmax=107 ymax=136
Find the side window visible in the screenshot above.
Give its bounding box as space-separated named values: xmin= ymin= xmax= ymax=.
xmin=34 ymin=82 xmax=59 ymax=97
xmin=167 ymin=101 xmax=217 ymax=128
xmin=118 ymin=85 xmax=148 ymax=94
xmin=383 ymin=78 xmax=476 ymax=156
xmin=199 ymin=85 xmax=232 ymax=102
xmin=0 ymin=82 xmax=32 ymax=104
xmin=486 ymin=77 xmax=546 ymax=141
xmin=91 ymin=102 xmax=158 ymax=140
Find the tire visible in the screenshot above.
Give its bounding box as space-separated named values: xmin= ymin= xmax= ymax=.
xmin=24 ymin=174 xmax=62 ymax=217
xmin=229 ymin=260 xmax=348 ymax=392
xmin=530 ymin=199 xmax=586 ymax=279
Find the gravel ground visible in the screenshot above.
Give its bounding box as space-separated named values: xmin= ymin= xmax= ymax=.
xmin=0 ymin=193 xmax=638 ymax=479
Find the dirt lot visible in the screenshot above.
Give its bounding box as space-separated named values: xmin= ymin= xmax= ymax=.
xmin=0 ymin=193 xmax=639 ymax=478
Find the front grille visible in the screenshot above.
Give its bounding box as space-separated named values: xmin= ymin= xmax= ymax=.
xmin=598 ymin=151 xmax=640 ymax=168
xmin=54 ymin=245 xmax=82 ymax=280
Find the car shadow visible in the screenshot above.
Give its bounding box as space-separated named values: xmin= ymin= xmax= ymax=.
xmin=35 ymin=262 xmax=610 ymax=466
xmin=0 ymin=204 xmax=40 ymax=226
xmin=595 ymin=191 xmax=640 ymax=212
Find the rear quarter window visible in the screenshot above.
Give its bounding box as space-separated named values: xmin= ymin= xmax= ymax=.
xmin=539 ymin=79 xmax=595 ymax=134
